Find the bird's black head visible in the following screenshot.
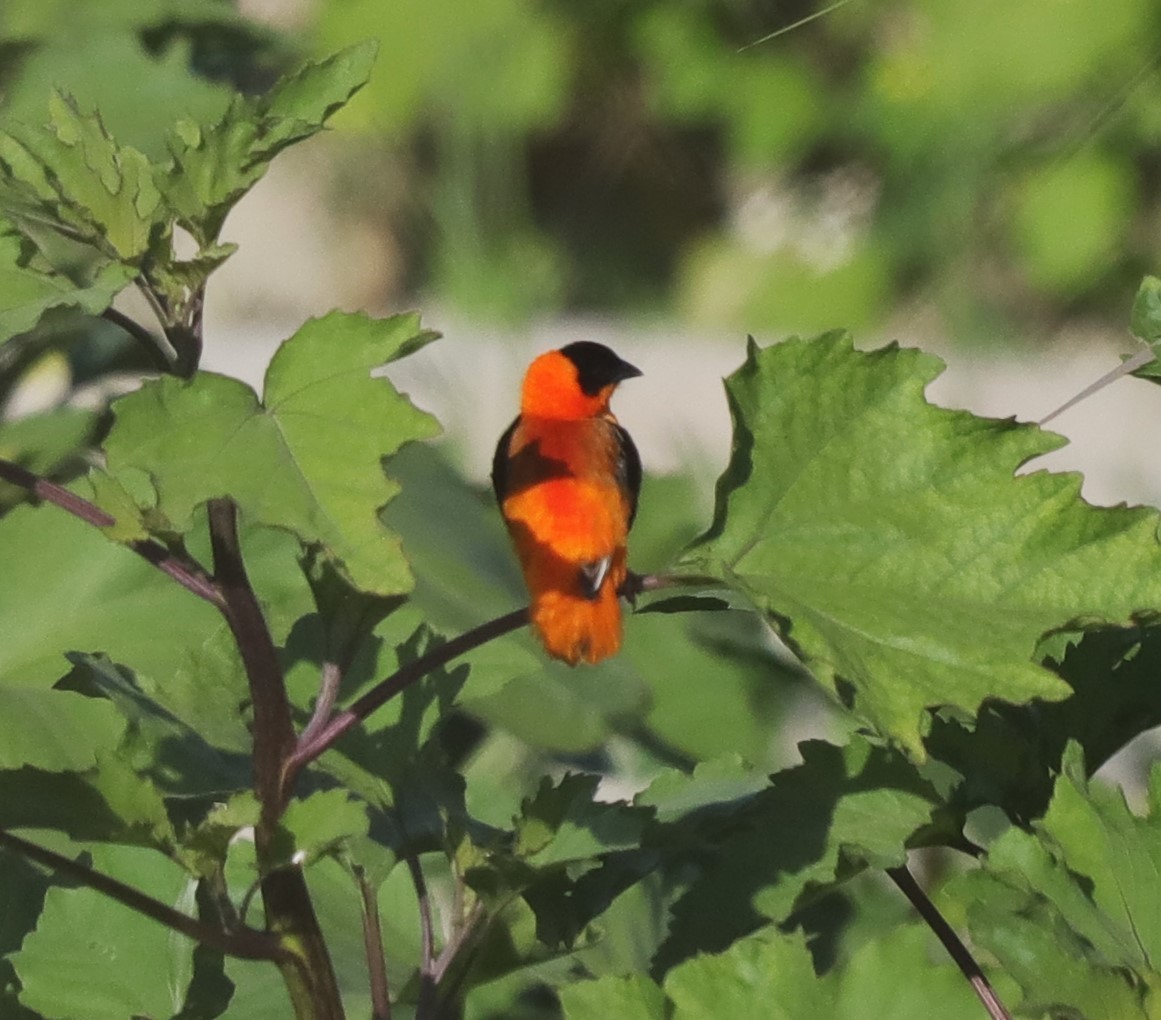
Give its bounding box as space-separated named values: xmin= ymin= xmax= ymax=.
xmin=558 ymin=341 xmax=643 ymax=397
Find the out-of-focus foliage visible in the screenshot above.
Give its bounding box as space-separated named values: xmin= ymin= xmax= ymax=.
xmin=312 ymin=0 xmax=1161 ymax=333
xmin=8 ymin=0 xmax=1158 ymax=333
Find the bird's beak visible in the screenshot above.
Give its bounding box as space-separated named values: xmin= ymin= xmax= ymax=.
xmin=615 ymin=357 xmax=643 ymax=382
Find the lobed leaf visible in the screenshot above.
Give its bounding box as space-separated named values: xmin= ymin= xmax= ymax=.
xmin=160 ymin=41 xmax=377 ymax=243
xmin=683 ymin=333 xmax=1161 ymax=757
xmin=949 ymin=743 xmax=1161 ymax=1016
xmin=102 ymin=310 xmax=440 ymax=596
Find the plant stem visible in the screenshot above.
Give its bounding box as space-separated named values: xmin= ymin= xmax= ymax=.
xmin=353 ymin=865 xmax=391 ymax=1020
xmin=100 ymin=307 xmax=173 ymax=372
xmin=408 ymin=854 xmax=438 ymax=1018
xmin=888 ymin=863 xmax=1012 ymax=1020
xmin=284 ymin=607 xmax=529 ymax=785
xmin=0 ymin=458 xmax=222 ymax=606
xmin=284 ymin=571 xmax=718 ymax=786
xmin=0 ymin=829 xmax=287 ymax=963
xmin=207 ymin=497 xmax=345 ymax=1020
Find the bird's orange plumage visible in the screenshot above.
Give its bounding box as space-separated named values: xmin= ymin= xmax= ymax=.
xmin=493 ymin=343 xmax=642 ymax=665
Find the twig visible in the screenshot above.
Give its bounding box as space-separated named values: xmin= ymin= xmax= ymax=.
xmin=0 ymin=829 xmax=287 ymax=964
xmin=888 ymin=863 xmax=1012 ymax=1020
xmin=285 ymin=571 xmax=722 ymax=786
xmin=0 ymin=458 xmax=223 ymax=606
xmin=353 ymin=865 xmax=391 ymax=1020
xmin=299 ymin=660 xmax=344 ymax=748
xmin=408 ymin=854 xmax=438 ymax=1018
xmin=100 ymin=307 xmax=172 ymax=372
xmin=284 ymin=607 xmax=530 ymax=785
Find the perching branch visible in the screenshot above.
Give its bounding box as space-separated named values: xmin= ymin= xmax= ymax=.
xmin=284 ymin=606 xmax=529 ymax=786
xmin=0 ymin=829 xmax=288 ymax=964
xmin=888 ymin=863 xmax=1012 ymax=1020
xmin=284 ymin=571 xmax=724 ymax=788
xmin=0 ymin=458 xmax=223 ymax=606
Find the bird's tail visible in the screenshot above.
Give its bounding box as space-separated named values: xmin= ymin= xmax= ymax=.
xmin=529 ymin=549 xmax=627 ymax=665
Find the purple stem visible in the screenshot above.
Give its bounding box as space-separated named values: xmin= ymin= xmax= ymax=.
xmin=888 ymin=863 xmax=1012 ymax=1020
xmin=0 ymin=829 xmax=287 ymax=963
xmin=0 ymin=458 xmax=222 ymax=606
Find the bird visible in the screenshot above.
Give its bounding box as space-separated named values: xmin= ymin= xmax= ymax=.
xmin=492 ymin=341 xmax=642 ymax=665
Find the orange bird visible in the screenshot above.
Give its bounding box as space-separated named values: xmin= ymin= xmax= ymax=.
xmin=492 ymin=342 xmax=643 ymax=665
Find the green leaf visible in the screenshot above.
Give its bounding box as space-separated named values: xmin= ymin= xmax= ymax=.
xmin=559 ymin=973 xmax=667 ymax=1020
xmin=278 ymin=789 xmax=370 ymax=867
xmin=0 ymin=93 xmax=163 ymax=261
xmin=0 ymin=405 xmax=99 ymax=475
xmin=950 ymin=743 xmax=1161 ymax=1017
xmin=0 ymin=686 xmax=124 ymax=772
xmin=928 ymin=622 xmax=1161 ymax=824
xmin=160 ymin=42 xmax=376 ymax=243
xmin=1131 ymin=275 xmax=1161 ymax=345
xmin=665 ymin=927 xmax=831 ymax=1020
xmin=636 ymin=756 xmax=768 ymax=824
xmin=515 ymin=773 xmax=650 ymax=870
xmin=12 ymin=843 xmax=198 ymax=1020
xmin=102 ymin=311 xmax=440 ymax=596
xmin=0 ymin=227 xmax=133 ymax=341
xmin=683 ymin=333 xmax=1161 ymax=757
xmin=656 ymin=736 xmax=939 ymax=969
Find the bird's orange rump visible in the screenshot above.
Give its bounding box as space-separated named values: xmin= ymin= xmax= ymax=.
xmin=492 ymin=342 xmax=642 ymax=665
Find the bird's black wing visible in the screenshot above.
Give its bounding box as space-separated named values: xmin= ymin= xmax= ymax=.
xmin=491 ymin=416 xmax=519 ymax=504
xmin=614 ymin=422 xmax=643 ymax=529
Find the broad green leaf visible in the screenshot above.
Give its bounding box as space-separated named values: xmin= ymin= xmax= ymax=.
xmin=559 ymin=973 xmax=667 ymax=1020
xmin=67 ymin=653 xmax=250 ymax=799
xmin=515 ymin=773 xmax=650 ymax=869
xmin=0 ymin=686 xmax=124 ymax=772
xmin=102 ymin=310 xmax=439 ymax=596
xmin=656 ymin=736 xmax=938 ymax=969
xmin=828 ymin=923 xmax=989 ymax=1020
xmin=161 ymin=42 xmax=376 ymax=243
xmin=636 ymin=755 xmax=768 ymax=824
xmin=0 ymin=227 xmax=132 ymax=341
xmin=12 ymin=843 xmax=198 ymax=1020
xmin=682 ymin=333 xmax=1161 ymax=757
xmin=665 ymin=927 xmax=831 ymax=1020
xmin=950 ymin=744 xmax=1161 ymax=1017
xmin=277 ymin=790 xmax=370 ymax=867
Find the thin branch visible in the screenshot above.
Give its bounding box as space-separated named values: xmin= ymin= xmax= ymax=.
xmin=0 ymin=458 xmax=223 ymax=606
xmin=100 ymin=307 xmax=173 ymax=372
xmin=0 ymin=829 xmax=288 ymax=964
xmin=888 ymin=863 xmax=1012 ymax=1020
xmin=285 ymin=571 xmax=723 ymax=785
xmin=354 ymin=865 xmax=391 ymax=1020
xmin=432 ymin=899 xmax=483 ymax=986
xmin=408 ymin=854 xmax=438 ymax=1018
xmin=299 ymin=660 xmax=344 ymax=748
xmin=284 ymin=606 xmax=529 ymax=784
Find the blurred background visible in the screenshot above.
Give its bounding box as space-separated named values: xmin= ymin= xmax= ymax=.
xmin=6 ymin=0 xmax=1161 ymax=791
xmin=6 ymin=0 xmax=1161 ymax=490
